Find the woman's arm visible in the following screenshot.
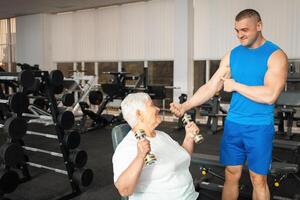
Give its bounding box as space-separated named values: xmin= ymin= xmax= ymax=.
xmin=114 ymin=139 xmax=150 ymax=197
xmin=115 ymin=155 xmax=145 ymax=196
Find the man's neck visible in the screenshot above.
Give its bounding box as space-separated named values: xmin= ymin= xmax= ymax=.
xmin=248 ymin=35 xmax=266 ymax=49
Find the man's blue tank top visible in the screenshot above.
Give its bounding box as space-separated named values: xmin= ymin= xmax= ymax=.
xmin=227 ymin=41 xmax=280 ymax=125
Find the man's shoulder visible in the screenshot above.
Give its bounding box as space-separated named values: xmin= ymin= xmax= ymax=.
xmin=266 ymin=40 xmax=280 ymax=48
xmin=231 ymin=44 xmax=243 ymax=52
xmin=266 ymin=41 xmax=286 ymax=59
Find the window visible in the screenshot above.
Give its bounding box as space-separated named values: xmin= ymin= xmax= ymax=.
xmin=0 ymin=18 xmax=16 ymax=72
xmin=148 ymin=61 xmax=173 ymax=108
xmin=194 ymin=60 xmax=206 ymax=94
xmin=287 ymin=60 xmax=300 ymax=92
xmin=84 ymin=62 xmax=95 ymax=76
xmin=122 ymin=61 xmax=144 ymax=86
xmin=57 ymin=62 xmax=74 ymax=78
xmin=97 ymin=62 xmax=118 ymax=84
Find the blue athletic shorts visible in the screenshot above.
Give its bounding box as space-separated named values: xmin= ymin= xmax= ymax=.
xmin=220 ymin=120 xmax=275 ymax=175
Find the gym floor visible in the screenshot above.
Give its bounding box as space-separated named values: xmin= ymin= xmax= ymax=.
xmin=3 ymin=121 xmax=300 ymax=200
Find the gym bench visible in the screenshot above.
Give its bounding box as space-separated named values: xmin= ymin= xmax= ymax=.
xmin=191 ymin=153 xmax=299 ymax=199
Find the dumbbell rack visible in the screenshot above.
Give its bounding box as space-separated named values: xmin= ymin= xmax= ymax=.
xmin=0 ymin=70 xmax=82 ymax=200
xmin=0 ymin=70 xmax=33 ymax=197
xmin=27 ymin=70 xmax=81 ymax=199
xmin=0 ymin=69 xmax=94 ymax=200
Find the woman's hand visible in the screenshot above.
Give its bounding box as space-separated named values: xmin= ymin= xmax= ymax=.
xmin=182 ymin=121 xmax=199 ymax=155
xmin=184 ymin=121 xmax=199 ymax=141
xmin=137 ymin=139 xmax=151 ymax=159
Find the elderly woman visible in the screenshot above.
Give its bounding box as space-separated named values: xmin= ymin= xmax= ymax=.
xmin=112 ymin=92 xmax=199 ymax=200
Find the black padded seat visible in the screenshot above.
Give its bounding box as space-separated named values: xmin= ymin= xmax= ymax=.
xmin=273 ymin=139 xmax=300 ymax=151
xmin=191 ymin=153 xmax=221 ymax=167
xmin=277 ymin=92 xmax=300 ymax=106
xmin=191 ymin=153 xmax=299 ymax=176
xmin=270 ymin=162 xmax=298 ymax=175
xmin=111 ymin=123 xmax=131 ymax=151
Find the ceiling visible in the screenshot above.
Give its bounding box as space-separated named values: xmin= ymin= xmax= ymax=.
xmin=0 ymin=0 xmax=146 ymax=19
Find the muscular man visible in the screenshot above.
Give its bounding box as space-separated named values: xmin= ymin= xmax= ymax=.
xmin=170 ymin=9 xmax=288 ymax=200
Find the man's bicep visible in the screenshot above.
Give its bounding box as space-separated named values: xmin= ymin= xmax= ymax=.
xmin=218 ymin=52 xmax=231 ymax=78
xmin=210 ymin=65 xmax=230 ymax=81
xmin=265 ymin=50 xmax=288 ymax=95
xmin=264 ymin=69 xmax=285 ymax=92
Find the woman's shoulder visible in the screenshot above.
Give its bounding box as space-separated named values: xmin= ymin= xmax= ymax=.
xmin=114 ymin=131 xmax=136 ymax=153
xmin=155 ymin=130 xmax=169 ymax=138
xmin=155 ymin=130 xmax=178 ymax=144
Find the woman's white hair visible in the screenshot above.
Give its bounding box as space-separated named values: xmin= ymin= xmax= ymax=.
xmin=121 ymin=92 xmax=151 ymax=128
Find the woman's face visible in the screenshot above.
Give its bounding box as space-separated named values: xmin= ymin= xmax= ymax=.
xmin=141 ymin=99 xmax=161 ymax=129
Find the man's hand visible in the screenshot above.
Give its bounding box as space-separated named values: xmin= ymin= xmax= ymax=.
xmin=221 ymin=77 xmax=237 ymax=92
xmin=136 ymin=139 xmax=151 ymax=159
xmin=185 ymin=121 xmax=199 ymax=141
xmin=170 ymin=102 xmax=185 ymax=117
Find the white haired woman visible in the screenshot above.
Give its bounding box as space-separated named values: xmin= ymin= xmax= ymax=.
xmin=112 ymin=92 xmax=199 ymax=200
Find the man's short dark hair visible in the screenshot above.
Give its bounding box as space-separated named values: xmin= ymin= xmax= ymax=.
xmin=235 ymin=9 xmax=261 ymax=22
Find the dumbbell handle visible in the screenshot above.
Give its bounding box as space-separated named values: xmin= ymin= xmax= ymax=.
xmin=182 ymin=113 xmax=204 ymax=144
xmin=27 ymin=130 xmax=58 ymax=139
xmin=23 ymin=146 xmax=63 ymax=157
xmin=0 ymin=99 xmax=9 ymax=103
xmin=134 ymin=129 xmax=156 ymax=165
xmin=26 ymin=162 xmax=68 ymax=175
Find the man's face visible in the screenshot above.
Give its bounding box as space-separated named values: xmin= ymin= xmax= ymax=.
xmin=235 ymin=17 xmax=262 ymax=47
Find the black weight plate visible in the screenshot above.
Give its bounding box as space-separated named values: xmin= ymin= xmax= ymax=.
xmin=88 ymin=91 xmax=103 ymax=105
xmin=73 ymin=168 xmax=93 ymax=187
xmin=49 ymin=70 xmax=64 ymax=86
xmin=179 ymin=93 xmax=187 ymax=103
xmin=58 ymin=111 xmax=74 ymax=130
xmin=69 ymin=150 xmax=87 ymax=168
xmin=9 ymin=92 xmax=29 ymax=114
xmin=3 ymin=117 xmax=27 ymax=139
xmin=53 ymin=84 xmax=64 ymax=94
xmin=30 ymin=79 xmax=41 ymax=93
xmin=0 ymin=143 xmax=24 ymax=167
xmin=62 ymin=93 xmax=75 ymax=107
xmin=63 ymin=131 xmax=80 ymax=149
xmin=18 ymin=70 xmax=34 ymax=88
xmin=0 ymin=170 xmax=20 ymax=194
xmin=80 ymin=168 xmax=93 ymax=187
